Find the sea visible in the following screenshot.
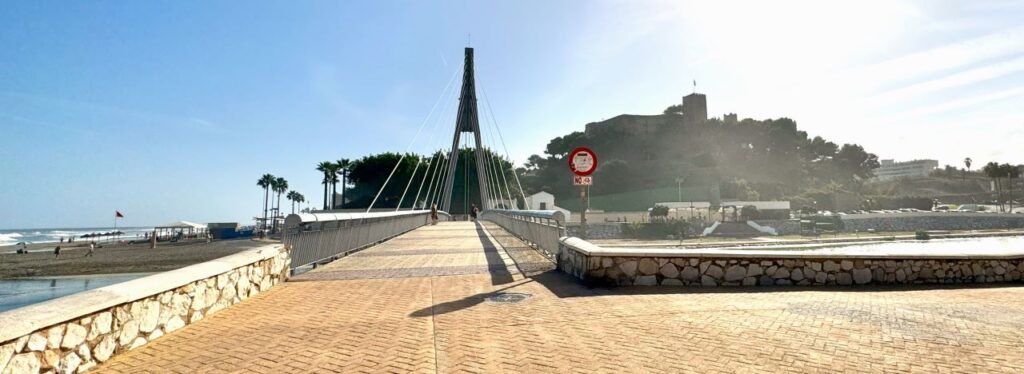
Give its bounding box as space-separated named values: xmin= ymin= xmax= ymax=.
xmin=0 ymin=227 xmax=155 ymax=247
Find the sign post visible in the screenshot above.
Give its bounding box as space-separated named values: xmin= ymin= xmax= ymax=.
xmin=569 ymin=147 xmax=597 ymax=239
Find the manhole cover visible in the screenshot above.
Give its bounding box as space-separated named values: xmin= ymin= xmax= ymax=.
xmin=485 ymin=292 xmax=531 ymax=304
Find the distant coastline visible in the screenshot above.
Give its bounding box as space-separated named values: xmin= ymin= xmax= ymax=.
xmin=0 ymin=226 xmax=154 ymax=248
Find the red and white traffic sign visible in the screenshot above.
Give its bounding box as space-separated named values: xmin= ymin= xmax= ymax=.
xmin=568 ymin=147 xmax=597 ymax=176
xmin=573 ymin=176 xmax=593 ymax=186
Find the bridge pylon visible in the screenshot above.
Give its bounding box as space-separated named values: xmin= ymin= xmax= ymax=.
xmin=440 ymin=47 xmax=491 ymax=213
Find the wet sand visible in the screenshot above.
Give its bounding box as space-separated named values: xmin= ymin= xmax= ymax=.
xmin=0 ymin=239 xmax=271 ymax=279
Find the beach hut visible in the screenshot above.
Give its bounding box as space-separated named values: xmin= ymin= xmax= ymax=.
xmin=154 ymin=221 xmax=207 ymax=242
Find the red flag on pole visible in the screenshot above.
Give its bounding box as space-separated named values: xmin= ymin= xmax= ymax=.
xmin=115 ymin=211 xmax=124 ymax=218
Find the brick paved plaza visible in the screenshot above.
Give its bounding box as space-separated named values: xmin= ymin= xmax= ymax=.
xmin=95 ymin=222 xmax=1024 ymax=373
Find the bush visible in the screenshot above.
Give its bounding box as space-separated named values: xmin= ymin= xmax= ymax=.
xmin=915 ymin=231 xmax=931 ymax=240
xmin=623 ymin=221 xmax=691 ymax=239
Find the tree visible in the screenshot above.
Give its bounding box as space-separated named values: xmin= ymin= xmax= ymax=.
xmin=663 ymin=104 xmax=683 ymax=115
xmin=983 ymin=162 xmax=1003 ymax=211
xmin=963 ymin=157 xmax=972 ymax=182
xmin=316 ymin=161 xmax=333 ymax=210
xmin=287 ymin=191 xmax=305 ymax=214
xmin=1004 ymin=164 xmax=1020 ymax=213
xmin=833 ymin=144 xmax=880 ymax=181
xmin=335 ymin=158 xmax=352 ymax=208
xmin=286 ymin=191 xmax=297 ymax=214
xmin=273 ymin=177 xmax=288 ymax=231
xmin=257 ymin=174 xmax=275 ymax=231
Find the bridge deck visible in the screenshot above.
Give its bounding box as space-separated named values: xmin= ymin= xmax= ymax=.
xmin=96 ymin=222 xmax=1024 ymax=373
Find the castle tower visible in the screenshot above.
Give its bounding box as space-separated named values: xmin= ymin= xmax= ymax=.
xmin=682 ymin=93 xmax=707 ymax=124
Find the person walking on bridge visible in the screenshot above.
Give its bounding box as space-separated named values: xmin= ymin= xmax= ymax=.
xmin=430 ymin=204 xmax=439 ymax=225
xmin=470 ymin=204 xmax=478 ymax=221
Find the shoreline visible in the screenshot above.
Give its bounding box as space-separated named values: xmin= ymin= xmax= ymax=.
xmin=0 ymin=239 xmax=271 ymax=279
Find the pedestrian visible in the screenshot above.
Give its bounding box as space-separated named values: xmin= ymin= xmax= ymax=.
xmin=60 ymin=237 xmax=64 ymax=244
xmin=470 ymin=204 xmax=478 ymax=221
xmin=86 ymin=242 xmax=95 ymax=257
xmin=54 ymin=245 xmax=60 ymax=258
xmin=430 ymin=204 xmax=439 ymax=225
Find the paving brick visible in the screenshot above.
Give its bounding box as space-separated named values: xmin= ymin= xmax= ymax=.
xmin=93 ymin=222 xmax=1024 ymax=373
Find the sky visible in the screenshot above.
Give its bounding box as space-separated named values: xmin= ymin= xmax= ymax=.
xmin=2 ymin=1 xmax=1023 ymax=229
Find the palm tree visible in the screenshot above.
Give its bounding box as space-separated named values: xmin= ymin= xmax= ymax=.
xmin=326 ymin=163 xmax=340 ymax=209
xmin=1004 ymin=164 xmax=1019 ymax=213
xmin=335 ymin=158 xmax=352 ymax=209
xmin=257 ymin=174 xmax=275 ymax=231
xmin=273 ymin=177 xmax=288 ymax=232
xmin=286 ymin=191 xmax=297 ymax=214
xmin=963 ymin=157 xmax=972 ymax=183
xmin=983 ymin=162 xmax=1003 ymax=211
xmin=316 ymin=161 xmax=333 ymax=210
xmin=286 ymin=191 xmax=305 ymax=214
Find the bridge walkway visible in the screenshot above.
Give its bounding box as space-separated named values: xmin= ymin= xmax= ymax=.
xmin=95 ymin=221 xmax=1024 ymax=373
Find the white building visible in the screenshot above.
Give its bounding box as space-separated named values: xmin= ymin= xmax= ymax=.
xmin=872 ymin=159 xmax=938 ymax=181
xmin=525 ymin=191 xmax=571 ymax=221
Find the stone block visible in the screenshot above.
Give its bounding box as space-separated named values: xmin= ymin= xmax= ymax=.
xmin=840 ymin=260 xmax=854 ymax=271
xmin=742 ymin=277 xmax=757 ymax=286
xmin=852 ymin=268 xmax=872 ymax=284
xmin=700 ymin=275 xmax=717 ymax=286
xmin=746 ymin=264 xmax=763 ymax=277
xmin=837 ymin=273 xmax=853 ymax=285
xmin=76 ymin=344 xmax=91 ymax=363
xmin=772 ymin=268 xmax=790 ymax=279
xmin=758 ymin=275 xmax=774 ymax=286
xmin=724 ymin=265 xmax=746 ymax=282
xmin=60 ymin=324 xmax=87 ymax=350
xmin=659 ymin=263 xmax=679 ymax=278
xmin=634 ymin=275 xmax=657 ymax=286
xmin=680 ymin=266 xmax=700 ymax=281
xmin=46 ymin=325 xmax=64 ymax=350
xmin=814 ymin=272 xmax=827 ymax=284
xmin=118 ymin=320 xmax=139 ymax=347
xmin=705 ymin=265 xmax=724 ymax=279
xmin=661 ymin=278 xmax=683 ymax=286
xmin=0 ymin=342 xmax=15 ymax=372
xmin=93 ymin=336 xmax=115 ymax=363
xmin=6 ymin=353 xmax=41 ymax=374
xmin=619 ymin=261 xmax=638 ymax=277
xmin=790 ymin=268 xmax=804 ymax=281
xmin=139 ymin=300 xmax=161 ymax=333
xmin=823 ymin=261 xmax=839 ymax=272
xmin=26 ymin=333 xmax=48 ymax=352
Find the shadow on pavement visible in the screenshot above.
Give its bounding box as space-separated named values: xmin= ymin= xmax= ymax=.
xmin=412 ymin=222 xmax=1024 ymax=318
xmin=475 ymin=221 xmax=515 ymax=286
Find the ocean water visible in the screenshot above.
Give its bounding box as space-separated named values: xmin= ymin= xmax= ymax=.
xmin=0 ymin=227 xmax=154 ymax=246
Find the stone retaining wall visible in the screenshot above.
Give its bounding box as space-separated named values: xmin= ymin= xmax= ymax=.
xmin=841 ymin=213 xmax=1024 ymax=232
xmin=566 ymin=223 xmax=624 ymax=239
xmin=0 ymin=245 xmax=290 ymax=374
xmin=756 ymin=214 xmax=1024 ymax=235
xmin=559 ymin=239 xmax=1024 ymax=287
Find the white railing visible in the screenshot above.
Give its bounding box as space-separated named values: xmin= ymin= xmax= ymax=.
xmin=480 ymin=210 xmax=565 ymax=260
xmin=283 ymin=210 xmax=449 ymax=270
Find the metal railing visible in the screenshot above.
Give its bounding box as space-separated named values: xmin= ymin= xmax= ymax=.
xmin=282 ymin=210 xmax=449 ymax=270
xmin=480 ymin=209 xmax=566 ymax=260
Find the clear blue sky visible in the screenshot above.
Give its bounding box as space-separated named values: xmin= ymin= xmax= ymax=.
xmin=3 ymin=1 xmax=1023 ymax=229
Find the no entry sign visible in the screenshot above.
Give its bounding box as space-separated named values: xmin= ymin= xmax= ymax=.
xmin=568 ymin=147 xmax=597 ymax=177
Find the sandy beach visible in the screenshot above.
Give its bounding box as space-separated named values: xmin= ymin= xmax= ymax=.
xmin=0 ymin=239 xmax=271 ymax=279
